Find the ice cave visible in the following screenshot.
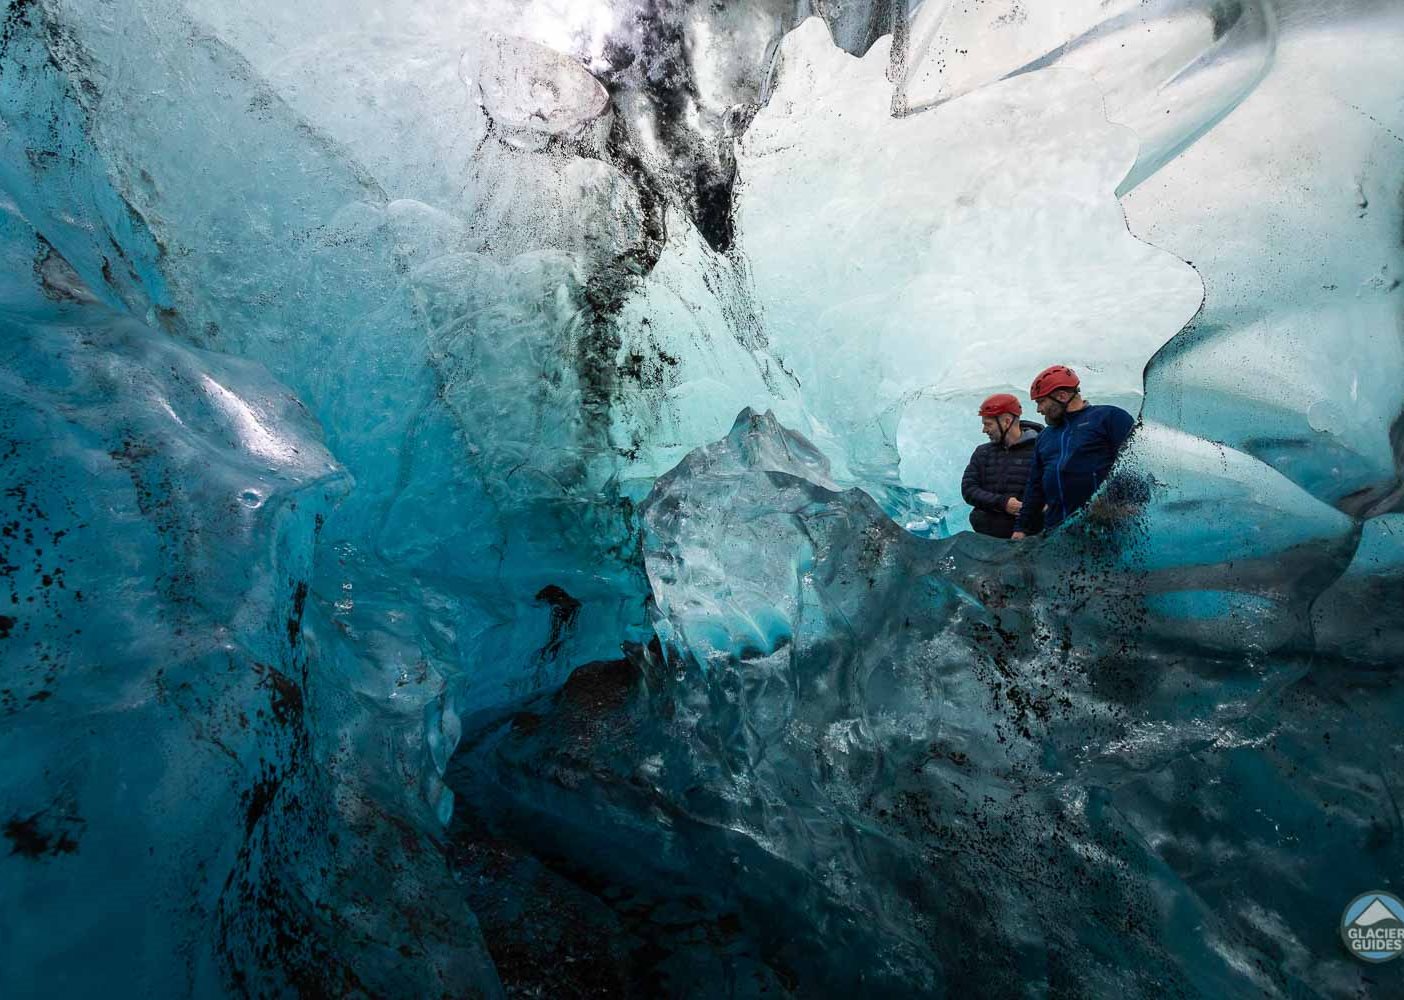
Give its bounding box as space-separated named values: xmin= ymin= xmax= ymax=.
xmin=2 ymin=0 xmax=1403 ymax=996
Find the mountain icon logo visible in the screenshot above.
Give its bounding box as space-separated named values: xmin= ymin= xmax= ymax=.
xmin=1341 ymin=891 xmax=1404 ymax=963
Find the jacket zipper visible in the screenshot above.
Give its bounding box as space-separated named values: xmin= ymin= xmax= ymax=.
xmin=1055 ymin=421 xmax=1069 ymax=522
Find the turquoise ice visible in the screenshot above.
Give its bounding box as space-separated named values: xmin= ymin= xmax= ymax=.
xmin=2 ymin=0 xmax=1402 ymax=995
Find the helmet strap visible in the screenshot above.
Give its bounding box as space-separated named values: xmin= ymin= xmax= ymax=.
xmin=1044 ymin=389 xmax=1075 ymax=422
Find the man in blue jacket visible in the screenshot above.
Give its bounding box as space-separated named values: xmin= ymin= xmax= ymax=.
xmin=1012 ymin=365 xmax=1135 ymax=539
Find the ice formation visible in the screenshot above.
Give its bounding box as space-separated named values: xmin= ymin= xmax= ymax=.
xmin=1 ymin=0 xmax=1402 ymax=996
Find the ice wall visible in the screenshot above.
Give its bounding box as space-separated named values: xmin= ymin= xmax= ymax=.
xmin=1 ymin=0 xmax=1402 ymax=995
xmin=0 ymin=202 xmax=505 ymax=995
xmin=736 ymin=18 xmax=1203 ymax=506
xmin=1128 ymin=1 xmax=1404 ymax=516
xmin=444 ymin=408 xmax=1389 ymax=996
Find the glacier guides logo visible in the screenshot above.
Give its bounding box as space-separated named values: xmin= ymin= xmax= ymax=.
xmin=1341 ymin=891 xmax=1404 ymax=963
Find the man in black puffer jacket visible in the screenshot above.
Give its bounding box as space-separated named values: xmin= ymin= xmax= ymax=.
xmin=962 ymin=393 xmax=1044 ymax=538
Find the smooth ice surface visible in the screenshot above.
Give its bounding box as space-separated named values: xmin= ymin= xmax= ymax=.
xmin=737 ymin=19 xmax=1203 ymax=498
xmin=1129 ymin=2 xmax=1404 ymax=516
xmin=897 ymin=0 xmax=1278 ymax=193
xmin=2 ymin=0 xmax=1403 ymax=996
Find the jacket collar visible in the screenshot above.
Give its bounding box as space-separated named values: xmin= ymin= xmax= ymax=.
xmin=1005 ymin=421 xmax=1040 ymax=448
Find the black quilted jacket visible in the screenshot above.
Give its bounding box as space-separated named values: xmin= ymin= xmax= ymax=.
xmin=961 ymin=421 xmax=1044 ymax=538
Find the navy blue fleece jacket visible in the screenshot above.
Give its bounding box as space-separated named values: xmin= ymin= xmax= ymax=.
xmin=1014 ymin=404 xmax=1136 ymax=533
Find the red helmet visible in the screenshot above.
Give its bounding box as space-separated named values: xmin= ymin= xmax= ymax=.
xmin=978 ymin=393 xmax=1022 ymax=418
xmin=1030 ymin=365 xmax=1080 ymax=400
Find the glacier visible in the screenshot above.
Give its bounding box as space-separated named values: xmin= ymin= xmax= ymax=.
xmin=1 ymin=0 xmax=1402 ymax=997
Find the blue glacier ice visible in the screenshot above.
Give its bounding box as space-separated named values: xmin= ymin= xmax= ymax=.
xmin=2 ymin=0 xmax=1403 ymax=996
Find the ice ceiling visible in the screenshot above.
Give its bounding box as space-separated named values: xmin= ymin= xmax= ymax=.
xmin=1 ymin=0 xmax=1402 ymax=996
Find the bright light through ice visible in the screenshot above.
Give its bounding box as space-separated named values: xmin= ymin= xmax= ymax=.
xmin=201 ymin=375 xmax=300 ymax=465
xmin=522 ymin=0 xmax=617 ymax=72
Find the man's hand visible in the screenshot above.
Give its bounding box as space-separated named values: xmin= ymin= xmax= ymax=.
xmin=1011 ymin=531 xmax=1026 ymax=540
xmin=1004 ymin=497 xmax=1023 ymax=515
